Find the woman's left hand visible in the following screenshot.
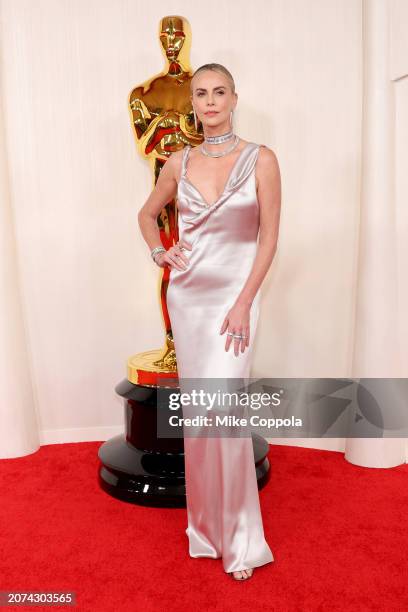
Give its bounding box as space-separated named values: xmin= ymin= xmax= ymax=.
xmin=220 ymin=302 xmax=251 ymax=356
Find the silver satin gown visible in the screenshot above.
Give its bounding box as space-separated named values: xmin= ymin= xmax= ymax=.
xmin=166 ymin=142 xmax=274 ymax=573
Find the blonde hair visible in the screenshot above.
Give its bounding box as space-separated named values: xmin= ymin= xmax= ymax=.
xmin=191 ymin=63 xmax=236 ymax=94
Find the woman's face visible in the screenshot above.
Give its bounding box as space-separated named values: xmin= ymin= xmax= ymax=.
xmin=191 ymin=70 xmax=237 ymax=129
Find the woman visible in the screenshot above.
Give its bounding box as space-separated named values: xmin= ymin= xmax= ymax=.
xmin=138 ymin=63 xmax=281 ymax=580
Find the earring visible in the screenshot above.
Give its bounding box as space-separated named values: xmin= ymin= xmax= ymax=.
xmin=230 ymin=109 xmax=234 ymax=129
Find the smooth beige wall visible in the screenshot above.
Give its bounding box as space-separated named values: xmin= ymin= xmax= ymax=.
xmin=0 ymin=0 xmax=367 ymax=445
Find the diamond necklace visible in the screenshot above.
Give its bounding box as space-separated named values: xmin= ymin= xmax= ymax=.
xmin=204 ymin=130 xmax=234 ymax=144
xmin=200 ymin=134 xmax=240 ymax=158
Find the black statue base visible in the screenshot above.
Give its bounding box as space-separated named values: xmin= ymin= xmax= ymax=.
xmin=98 ymin=378 xmax=271 ymax=507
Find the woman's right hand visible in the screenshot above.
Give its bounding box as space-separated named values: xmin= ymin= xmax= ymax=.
xmin=155 ymin=239 xmax=192 ymax=270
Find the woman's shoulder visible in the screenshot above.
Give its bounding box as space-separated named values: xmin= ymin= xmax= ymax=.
xmin=255 ymin=141 xmax=277 ymax=157
xmin=253 ymin=143 xmax=280 ymax=190
xmin=168 ymin=147 xmax=186 ymax=162
xmin=254 ymin=142 xmax=279 ymax=171
xmin=166 ymin=148 xmax=186 ymax=183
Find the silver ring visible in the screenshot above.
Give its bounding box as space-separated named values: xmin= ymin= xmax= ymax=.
xmin=227 ymin=332 xmax=248 ymax=339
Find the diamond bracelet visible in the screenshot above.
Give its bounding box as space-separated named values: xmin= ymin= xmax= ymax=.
xmin=151 ymin=246 xmax=166 ymax=264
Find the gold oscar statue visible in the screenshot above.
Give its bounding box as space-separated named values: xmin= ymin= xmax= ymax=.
xmin=127 ymin=15 xmax=203 ymax=386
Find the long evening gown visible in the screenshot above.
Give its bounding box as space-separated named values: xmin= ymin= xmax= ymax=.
xmin=166 ymin=141 xmax=274 ymax=573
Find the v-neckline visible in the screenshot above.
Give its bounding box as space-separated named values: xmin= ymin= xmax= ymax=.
xmin=183 ymin=142 xmax=252 ymax=208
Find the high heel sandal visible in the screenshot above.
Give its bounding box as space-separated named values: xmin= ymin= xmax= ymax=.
xmin=229 ymin=568 xmax=254 ymax=580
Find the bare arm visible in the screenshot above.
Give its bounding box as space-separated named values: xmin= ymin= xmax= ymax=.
xmin=137 ymin=151 xmax=191 ymax=270
xmin=235 ymin=145 xmax=281 ymax=306
xmin=220 ymin=145 xmax=282 ymax=355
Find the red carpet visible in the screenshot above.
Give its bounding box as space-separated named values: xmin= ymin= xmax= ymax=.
xmin=0 ymin=442 xmax=407 ymax=611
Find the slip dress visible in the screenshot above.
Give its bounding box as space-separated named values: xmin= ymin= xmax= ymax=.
xmin=166 ymin=141 xmax=274 ymax=573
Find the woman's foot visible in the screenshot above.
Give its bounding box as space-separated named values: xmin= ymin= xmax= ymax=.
xmin=230 ymin=568 xmax=254 ymax=580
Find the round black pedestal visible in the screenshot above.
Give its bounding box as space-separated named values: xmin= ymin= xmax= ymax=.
xmin=98 ymin=378 xmax=271 ymax=507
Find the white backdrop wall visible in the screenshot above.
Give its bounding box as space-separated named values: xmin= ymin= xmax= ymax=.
xmin=0 ymin=0 xmax=406 ymax=460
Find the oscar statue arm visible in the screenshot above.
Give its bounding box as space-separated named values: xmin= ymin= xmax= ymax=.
xmin=129 ymin=96 xmax=152 ymax=138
